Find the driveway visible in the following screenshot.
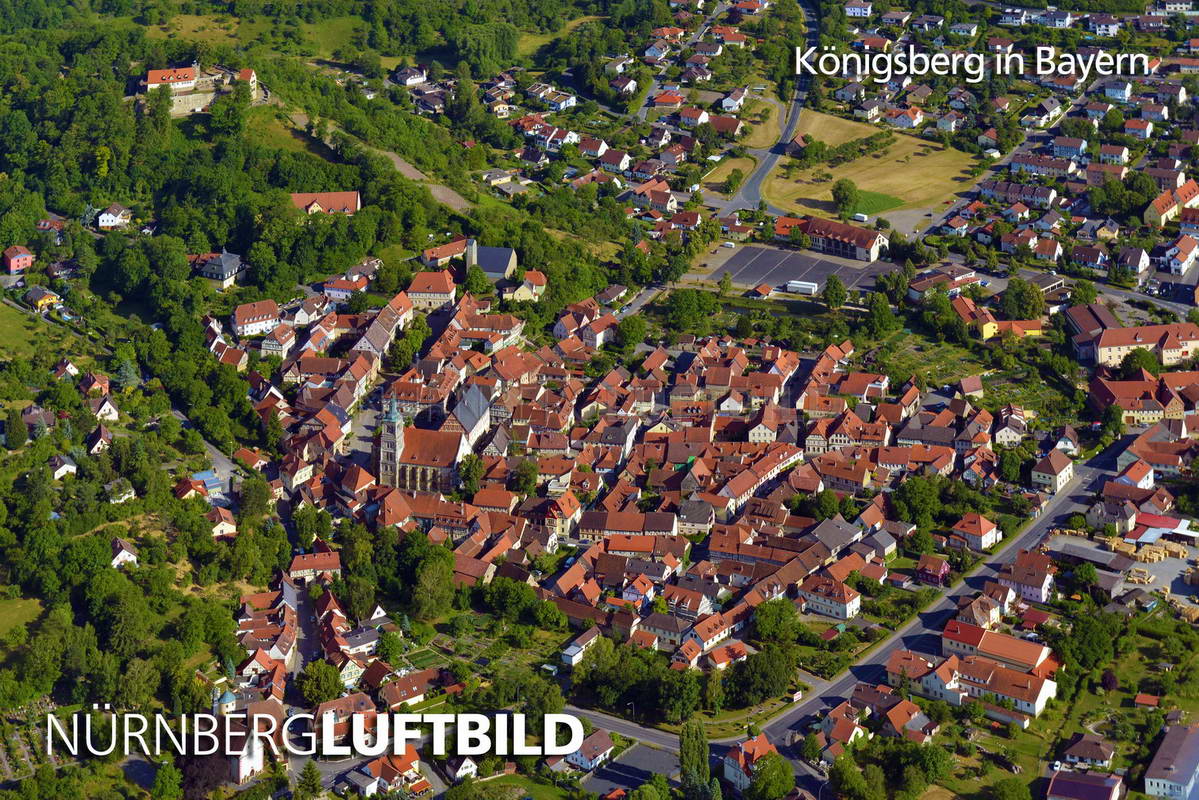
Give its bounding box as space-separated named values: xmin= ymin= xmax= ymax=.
xmin=170 ymin=408 xmax=241 ymax=496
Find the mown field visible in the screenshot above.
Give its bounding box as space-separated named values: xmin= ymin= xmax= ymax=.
xmin=764 ymin=110 xmax=978 ymax=218
xmin=516 ymin=16 xmax=604 ymax=58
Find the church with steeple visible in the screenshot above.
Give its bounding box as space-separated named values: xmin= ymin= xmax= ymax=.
xmin=375 ymin=394 xmax=469 ymax=491
xmin=375 ymin=396 xmax=405 ymax=487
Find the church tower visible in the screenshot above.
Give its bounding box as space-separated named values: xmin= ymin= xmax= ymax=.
xmin=376 ymin=396 xmax=404 ymax=487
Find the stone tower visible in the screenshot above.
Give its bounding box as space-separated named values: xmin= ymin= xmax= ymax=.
xmin=375 ymin=396 xmax=404 ymax=487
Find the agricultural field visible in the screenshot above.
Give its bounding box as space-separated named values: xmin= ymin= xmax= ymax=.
xmin=791 ymin=108 xmax=879 ymax=146
xmin=763 ymin=110 xmax=979 ymax=218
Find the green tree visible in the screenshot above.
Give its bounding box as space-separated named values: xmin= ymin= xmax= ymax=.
xmin=294 ymin=759 xmax=323 ymax=800
xmin=1072 ymin=279 xmax=1098 ymax=305
xmin=752 ymin=598 xmax=799 ymax=644
xmin=114 ymin=359 xmax=140 ymax=391
xmin=5 ymin=408 xmax=26 ymax=449
xmin=617 ymin=315 xmax=648 ymax=354
xmin=1120 ymin=347 xmax=1161 ymax=378
xmin=832 ymin=179 xmax=860 ymax=217
xmin=719 ymin=272 xmax=733 ymax=296
xmin=512 ymin=459 xmax=539 ymax=495
xmin=1102 ymin=403 xmax=1125 ymax=439
xmin=823 ymin=275 xmax=847 ymax=311
xmin=298 ymin=659 xmax=343 ymax=705
xmin=239 ymin=476 xmax=272 ymax=522
xmin=293 ymin=506 xmax=332 ymax=549
xmin=747 ymin=752 xmax=794 ymax=800
xmin=680 ymin=718 xmax=710 ymax=783
xmin=209 ymin=81 xmax=251 ymax=137
xmin=789 ymin=227 xmax=811 ymax=249
xmin=1000 ymin=277 xmax=1046 ymax=320
xmin=703 ymin=670 xmax=724 ymax=712
xmin=864 ymin=291 xmax=899 ymax=337
xmin=830 ymin=755 xmax=867 ymax=800
xmin=801 ymin=732 xmax=822 ymax=762
xmin=1075 ymin=562 xmax=1098 ymax=588
xmin=413 ymin=552 xmax=455 ymax=619
xmin=377 ymin=631 xmax=404 ymax=665
xmin=463 ymin=264 xmax=492 ymax=296
xmin=459 ymin=453 xmax=483 ymax=496
xmin=150 ymin=762 xmax=182 ymax=800
xmin=991 ymin=778 xmax=1031 ymax=800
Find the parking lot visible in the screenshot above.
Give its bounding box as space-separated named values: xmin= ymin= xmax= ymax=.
xmin=582 ymin=745 xmax=679 ymax=796
xmin=706 ymin=245 xmax=893 ymax=294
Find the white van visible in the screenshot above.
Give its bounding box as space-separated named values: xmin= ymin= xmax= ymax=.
xmin=852 ymin=213 xmax=869 ymax=223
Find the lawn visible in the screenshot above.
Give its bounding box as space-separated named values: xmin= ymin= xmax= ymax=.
xmin=704 ymin=157 xmax=756 ymax=195
xmin=763 ymin=111 xmax=979 ymax=217
xmin=0 ymin=599 xmax=42 ymax=638
xmin=245 ymin=106 xmax=325 ymax=156
xmin=791 ymin=108 xmax=879 ymax=147
xmin=477 ymin=775 xmax=571 ymax=800
xmin=852 ymin=189 xmax=904 ymax=215
xmin=0 ymin=302 xmax=100 ymax=364
xmin=0 ymin=303 xmax=52 ymax=359
xmin=376 ymin=242 xmax=417 ymax=265
xmin=517 ymin=16 xmax=603 ymax=58
xmin=740 ymin=99 xmax=782 ymax=149
xmin=669 ymin=690 xmax=802 ymax=738
xmin=142 ymin=13 xmax=271 ymax=45
xmin=302 ymin=16 xmax=368 ymax=58
xmin=868 ymin=330 xmax=988 ymax=388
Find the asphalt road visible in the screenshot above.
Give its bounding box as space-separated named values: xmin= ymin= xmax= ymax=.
xmin=616 ymin=284 xmax=664 ymax=319
xmin=567 ymin=447 xmax=1117 ymax=791
xmin=935 ymin=252 xmax=1197 ymax=318
xmin=170 ymin=408 xmax=241 ymax=497
xmin=634 ymin=4 xmax=728 ymax=122
xmin=717 ymin=0 xmax=818 ymax=216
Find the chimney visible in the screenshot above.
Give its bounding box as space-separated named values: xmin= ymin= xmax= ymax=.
xmin=466 ymin=238 xmax=478 ymax=268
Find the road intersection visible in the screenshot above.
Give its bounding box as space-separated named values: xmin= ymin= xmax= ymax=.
xmin=568 ymin=452 xmax=1113 ymax=793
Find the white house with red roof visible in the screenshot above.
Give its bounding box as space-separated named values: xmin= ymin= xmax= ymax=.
xmin=232 ymin=300 xmax=281 ymax=338
xmin=722 ymin=734 xmax=778 ymax=792
xmin=145 ymin=65 xmax=197 ymax=92
xmin=407 ymin=270 xmax=457 ymax=311
xmin=952 ymin=513 xmax=1001 ymax=550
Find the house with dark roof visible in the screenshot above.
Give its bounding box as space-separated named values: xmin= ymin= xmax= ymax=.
xmin=1063 ymin=733 xmax=1116 ymax=769
xmin=1146 ymin=724 xmax=1199 ymax=800
xmin=1047 ymin=770 xmax=1122 ymax=800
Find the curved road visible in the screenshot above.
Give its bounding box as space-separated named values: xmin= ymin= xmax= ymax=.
xmin=568 ymin=447 xmax=1116 ymax=794
xmin=717 ymin=0 xmax=819 ymax=216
